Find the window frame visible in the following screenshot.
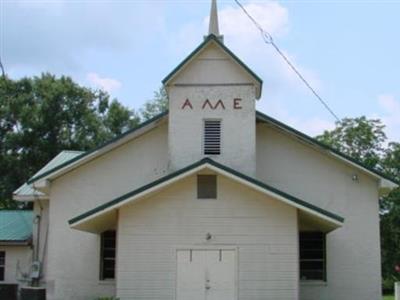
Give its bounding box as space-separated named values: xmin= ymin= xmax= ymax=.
xmin=0 ymin=251 xmax=5 ymax=281
xmin=100 ymin=230 xmax=116 ymax=281
xmin=203 ymin=119 xmax=222 ymax=156
xmin=299 ymin=231 xmax=326 ymax=282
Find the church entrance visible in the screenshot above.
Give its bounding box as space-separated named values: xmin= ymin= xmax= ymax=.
xmin=176 ymin=249 xmax=236 ymax=300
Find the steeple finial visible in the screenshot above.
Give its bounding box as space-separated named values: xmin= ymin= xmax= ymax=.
xmin=208 ymin=0 xmax=224 ymax=42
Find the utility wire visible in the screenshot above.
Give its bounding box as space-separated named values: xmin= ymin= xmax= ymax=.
xmin=233 ymin=0 xmax=341 ymax=122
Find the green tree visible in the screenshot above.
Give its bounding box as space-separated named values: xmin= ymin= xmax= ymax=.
xmin=0 ymin=73 xmax=139 ymax=208
xmin=316 ymin=117 xmax=386 ymax=168
xmin=140 ymin=87 xmax=168 ymax=120
xmin=380 ymin=142 xmax=400 ymax=288
xmin=317 ymin=117 xmax=400 ymax=291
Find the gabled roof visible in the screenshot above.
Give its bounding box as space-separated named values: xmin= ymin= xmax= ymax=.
xmin=13 ymin=151 xmax=84 ymax=201
xmin=0 ymin=210 xmax=33 ymax=245
xmin=162 ymin=34 xmax=263 ymax=99
xmin=69 ymin=158 xmax=344 ymax=232
xmin=23 ymin=110 xmax=397 ymax=195
xmin=256 ymin=111 xmax=399 ymax=187
xmin=26 ymin=111 xmax=168 ymax=186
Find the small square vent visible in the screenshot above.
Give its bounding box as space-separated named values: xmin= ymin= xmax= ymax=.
xmin=197 ymin=175 xmax=217 ymax=199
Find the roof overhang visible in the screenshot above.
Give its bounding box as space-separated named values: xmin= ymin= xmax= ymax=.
xmin=69 ymin=158 xmax=344 ymax=234
xmin=13 ymin=194 xmax=48 ymax=202
xmin=0 ymin=240 xmax=32 ymax=246
xmin=256 ymin=111 xmax=399 ymax=190
xmin=26 ymin=112 xmax=168 ymax=187
xmin=162 ymin=34 xmax=263 ymax=99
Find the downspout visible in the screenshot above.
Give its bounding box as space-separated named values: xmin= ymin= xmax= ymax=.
xmin=31 ymin=198 xmax=43 ymax=287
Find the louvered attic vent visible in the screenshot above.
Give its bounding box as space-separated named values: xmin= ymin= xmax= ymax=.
xmin=204 ymin=120 xmax=221 ymax=155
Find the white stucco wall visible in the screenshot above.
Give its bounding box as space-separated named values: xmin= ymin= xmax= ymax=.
xmin=117 ymin=173 xmax=299 ymax=300
xmin=45 ymin=122 xmax=169 ymax=300
xmin=256 ymin=123 xmax=382 ymax=300
xmin=0 ymin=246 xmax=32 ymax=284
xmin=168 ymin=43 xmax=257 ymax=176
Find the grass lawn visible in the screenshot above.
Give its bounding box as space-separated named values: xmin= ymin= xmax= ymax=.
xmin=383 ymin=295 xmax=394 ymax=300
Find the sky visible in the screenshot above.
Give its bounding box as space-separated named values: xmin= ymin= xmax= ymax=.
xmin=1 ymin=0 xmax=400 ymax=142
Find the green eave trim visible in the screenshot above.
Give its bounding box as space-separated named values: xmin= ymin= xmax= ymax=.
xmin=69 ymin=157 xmax=344 ymax=226
xmin=0 ymin=240 xmax=32 ymax=246
xmin=27 ymin=111 xmax=169 ymax=184
xmin=162 ymin=34 xmax=263 ymax=91
xmin=256 ymin=111 xmax=399 ymax=186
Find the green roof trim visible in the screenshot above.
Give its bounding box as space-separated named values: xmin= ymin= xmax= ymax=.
xmin=162 ymin=34 xmax=263 ymax=94
xmin=69 ymin=157 xmax=344 ymax=226
xmin=256 ymin=111 xmax=399 ymax=185
xmin=0 ymin=210 xmax=33 ymax=243
xmin=27 ymin=111 xmax=168 ymax=184
xmin=26 ymin=108 xmax=397 ymax=190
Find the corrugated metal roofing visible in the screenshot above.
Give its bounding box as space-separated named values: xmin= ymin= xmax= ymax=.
xmin=0 ymin=210 xmax=33 ymax=242
xmin=34 ymin=150 xmax=84 ymax=178
xmin=13 ymin=151 xmax=84 ymax=198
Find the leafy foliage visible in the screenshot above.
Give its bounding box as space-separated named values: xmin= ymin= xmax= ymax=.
xmin=381 ymin=143 xmax=400 ymax=287
xmin=139 ymin=87 xmax=168 ymax=120
xmin=316 ymin=117 xmax=386 ymax=168
xmin=0 ymin=73 xmax=140 ymax=208
xmin=317 ymin=117 xmax=400 ymax=291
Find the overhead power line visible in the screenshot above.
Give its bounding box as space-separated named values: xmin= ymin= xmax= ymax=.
xmin=233 ymin=0 xmax=341 ymax=122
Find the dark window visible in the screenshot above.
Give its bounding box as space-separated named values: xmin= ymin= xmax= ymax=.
xmin=197 ymin=175 xmax=217 ymax=199
xmin=100 ymin=230 xmax=116 ymax=280
xmin=204 ymin=120 xmax=221 ymax=155
xmin=0 ymin=251 xmax=5 ymax=281
xmin=299 ymin=232 xmax=326 ymax=281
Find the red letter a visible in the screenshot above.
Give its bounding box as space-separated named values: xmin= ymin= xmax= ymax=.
xmin=181 ymin=99 xmax=193 ymax=110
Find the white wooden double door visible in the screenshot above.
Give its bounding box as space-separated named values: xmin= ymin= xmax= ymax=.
xmin=176 ymin=249 xmax=236 ymax=300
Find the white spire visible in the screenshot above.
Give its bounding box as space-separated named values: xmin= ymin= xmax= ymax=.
xmin=208 ymin=0 xmax=223 ymax=42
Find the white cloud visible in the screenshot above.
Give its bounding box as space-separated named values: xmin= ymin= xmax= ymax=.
xmin=171 ymin=1 xmax=321 ymax=96
xmin=86 ymin=73 xmax=122 ymax=93
xmin=218 ymin=1 xmax=289 ymax=41
xmin=3 ymin=1 xmax=166 ymax=72
xmin=297 ymin=118 xmax=335 ymax=137
xmin=263 ymin=101 xmax=334 ymax=137
xmin=377 ymin=94 xmax=400 ymax=142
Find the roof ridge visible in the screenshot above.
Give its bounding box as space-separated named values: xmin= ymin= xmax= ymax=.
xmin=162 ymin=34 xmax=263 ymax=98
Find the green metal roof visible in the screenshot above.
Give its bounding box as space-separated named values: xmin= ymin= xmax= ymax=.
xmin=69 ymin=158 xmax=344 ymax=226
xmin=162 ymin=34 xmax=263 ymax=97
xmin=14 ymin=150 xmax=84 ymax=199
xmin=0 ymin=210 xmax=33 ymax=242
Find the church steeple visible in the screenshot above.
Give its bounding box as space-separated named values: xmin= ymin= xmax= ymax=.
xmin=208 ymin=0 xmax=223 ymax=42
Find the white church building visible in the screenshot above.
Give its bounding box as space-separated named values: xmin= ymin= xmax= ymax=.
xmin=9 ymin=1 xmax=398 ymax=299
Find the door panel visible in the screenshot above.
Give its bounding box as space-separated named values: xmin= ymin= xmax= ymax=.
xmin=177 ymin=250 xmax=206 ymax=300
xmin=206 ymin=250 xmax=235 ymax=300
xmin=177 ymin=249 xmax=235 ymax=300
